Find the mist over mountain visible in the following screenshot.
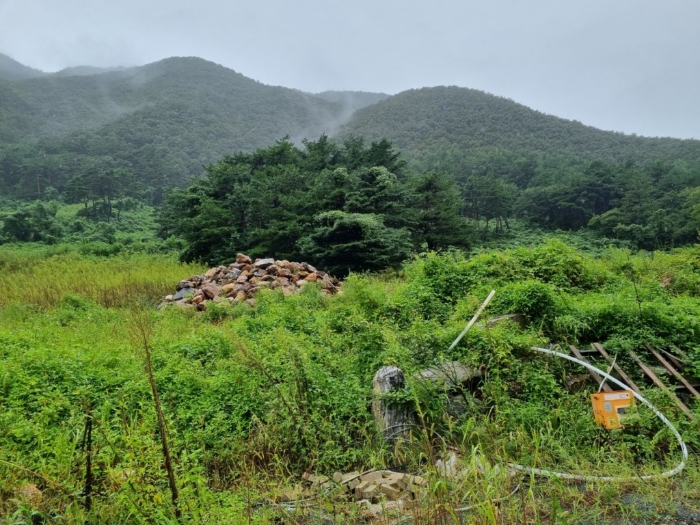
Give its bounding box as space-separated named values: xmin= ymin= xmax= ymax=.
xmin=0 ymin=53 xmax=47 ymax=81
xmin=313 ymin=90 xmax=390 ymax=115
xmin=1 ymin=53 xmax=699 ymax=207
xmin=0 ymin=56 xmax=366 ymax=197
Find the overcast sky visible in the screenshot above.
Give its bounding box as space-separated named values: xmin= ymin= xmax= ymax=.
xmin=1 ymin=0 xmax=698 ymax=139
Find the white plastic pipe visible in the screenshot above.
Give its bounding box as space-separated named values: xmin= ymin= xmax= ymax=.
xmin=448 ymin=290 xmax=496 ymax=351
xmin=508 ymin=346 xmax=688 ymax=482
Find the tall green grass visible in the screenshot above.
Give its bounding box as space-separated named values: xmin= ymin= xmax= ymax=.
xmin=0 ymin=240 xmax=699 ymax=523
xmin=0 ymin=246 xmax=205 ymax=308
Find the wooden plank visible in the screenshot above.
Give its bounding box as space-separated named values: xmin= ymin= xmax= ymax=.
xmin=629 ymin=351 xmax=695 ymax=420
xmin=646 ymin=343 xmax=700 ymax=400
xmin=569 ymin=345 xmax=613 ymax=392
xmin=592 ymin=343 xmax=641 ymax=394
xmin=657 ymin=347 xmax=684 ymax=370
xmin=671 ymin=345 xmax=690 ymax=363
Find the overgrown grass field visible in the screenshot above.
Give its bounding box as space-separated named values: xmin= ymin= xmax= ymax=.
xmin=0 ymin=240 xmax=699 ymax=523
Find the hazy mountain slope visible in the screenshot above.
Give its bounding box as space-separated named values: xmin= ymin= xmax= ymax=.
xmin=0 ymin=57 xmax=350 ymax=196
xmin=338 ymin=86 xmax=700 ymax=165
xmin=53 ymin=65 xmax=130 ymax=77
xmin=0 ymin=53 xmax=47 ymax=81
xmin=313 ymin=90 xmax=390 ymax=115
xmin=6 ymin=57 xmax=344 ymax=142
xmin=0 ymin=80 xmax=35 ymax=142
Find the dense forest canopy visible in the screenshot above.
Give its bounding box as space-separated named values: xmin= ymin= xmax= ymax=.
xmin=1 ymin=54 xmax=700 ymax=259
xmin=158 ymin=136 xmax=471 ymax=274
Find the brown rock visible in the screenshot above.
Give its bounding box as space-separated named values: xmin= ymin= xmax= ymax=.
xmin=236 ymin=272 xmax=249 ymax=284
xmin=165 ymin=295 xmax=174 ymax=302
xmin=235 ymin=291 xmax=246 ymax=303
xmin=236 ymin=253 xmax=252 ymax=264
xmin=192 ymin=295 xmax=204 ymax=305
xmin=306 ymin=272 xmax=318 ymax=282
xmin=298 ymin=270 xmax=309 ymax=278
xmin=246 ymin=298 xmax=256 ymax=307
xmin=379 ymin=483 xmax=402 ymax=500
xmin=200 ymin=282 xmax=221 ymax=299
xmin=204 ymin=267 xmax=218 ymax=278
xmin=278 ymin=268 xmax=292 ymax=278
xmin=222 ymin=283 xmax=237 ymax=294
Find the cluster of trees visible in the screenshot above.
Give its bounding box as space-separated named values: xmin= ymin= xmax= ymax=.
xmin=159 ymin=135 xmax=700 ymax=274
xmin=158 ymin=136 xmax=471 ymax=274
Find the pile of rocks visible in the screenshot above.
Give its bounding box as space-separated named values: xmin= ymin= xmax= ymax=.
xmin=274 ymin=469 xmax=428 ymax=505
xmin=162 ymin=253 xmax=340 ymax=310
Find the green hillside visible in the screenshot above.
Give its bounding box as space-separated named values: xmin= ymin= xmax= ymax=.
xmin=0 ymin=53 xmax=47 ymax=81
xmin=339 ymin=86 xmax=700 ymax=165
xmin=0 ymin=57 xmax=360 ymax=197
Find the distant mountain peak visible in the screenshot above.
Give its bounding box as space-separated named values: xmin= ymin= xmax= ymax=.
xmin=0 ymin=53 xmax=47 ymax=81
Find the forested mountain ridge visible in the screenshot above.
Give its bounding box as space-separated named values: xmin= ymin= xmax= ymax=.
xmin=339 ymin=86 xmax=700 ymax=166
xmin=0 ymin=53 xmax=47 ymax=81
xmin=0 ymin=56 xmax=368 ymax=198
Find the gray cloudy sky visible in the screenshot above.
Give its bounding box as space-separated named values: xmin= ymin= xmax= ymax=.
xmin=1 ymin=0 xmax=698 ymax=139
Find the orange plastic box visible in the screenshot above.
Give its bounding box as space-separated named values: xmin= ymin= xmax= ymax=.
xmin=590 ymin=390 xmax=635 ymax=430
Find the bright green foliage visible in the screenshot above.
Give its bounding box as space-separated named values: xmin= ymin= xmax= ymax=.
xmin=0 ymin=241 xmax=699 ymax=521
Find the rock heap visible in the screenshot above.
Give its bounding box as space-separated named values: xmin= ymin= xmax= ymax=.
xmin=162 ymin=253 xmax=340 ymax=310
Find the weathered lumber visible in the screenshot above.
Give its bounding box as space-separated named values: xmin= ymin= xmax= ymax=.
xmin=569 ymin=345 xmax=613 ymax=392
xmin=592 ymin=343 xmax=641 ymax=394
xmin=628 ymin=351 xmax=695 ymax=420
xmin=645 ymin=343 xmax=700 ymax=400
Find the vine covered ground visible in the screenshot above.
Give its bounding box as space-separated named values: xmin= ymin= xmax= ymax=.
xmin=0 ymin=240 xmax=699 ymax=523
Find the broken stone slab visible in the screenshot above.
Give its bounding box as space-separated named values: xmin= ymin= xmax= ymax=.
xmin=254 ymin=258 xmax=275 ymax=269
xmin=485 ymin=313 xmax=526 ymax=329
xmin=372 ymin=366 xmax=414 ymax=440
xmin=379 ymin=483 xmax=402 ymax=500
xmin=414 ymin=361 xmax=482 ymax=390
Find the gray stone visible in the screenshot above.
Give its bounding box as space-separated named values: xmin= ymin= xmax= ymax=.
xmin=225 ymin=268 xmax=242 ymax=280
xmin=254 ymin=258 xmax=275 ymax=269
xmin=414 ymin=361 xmax=482 ymax=390
xmin=173 ymin=287 xmax=194 ymax=301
